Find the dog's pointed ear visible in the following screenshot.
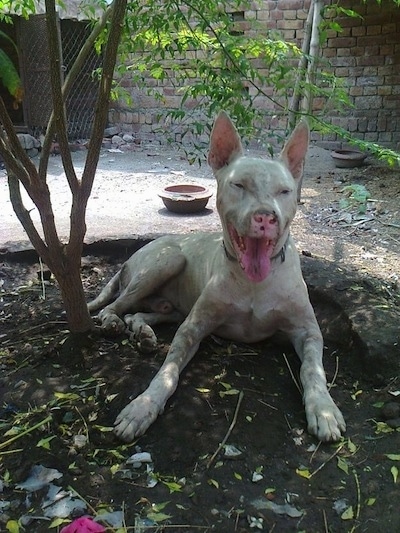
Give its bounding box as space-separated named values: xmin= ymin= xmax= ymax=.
xmin=208 ymin=111 xmax=244 ymax=172
xmin=279 ymin=119 xmax=309 ymax=181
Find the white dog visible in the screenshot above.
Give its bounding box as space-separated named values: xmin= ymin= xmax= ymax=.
xmin=88 ymin=112 xmax=346 ymax=443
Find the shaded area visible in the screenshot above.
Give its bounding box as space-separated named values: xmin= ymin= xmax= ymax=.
xmin=0 ymin=250 xmax=399 ymax=531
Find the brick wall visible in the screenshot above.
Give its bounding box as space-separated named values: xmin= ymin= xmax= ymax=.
xmin=109 ymin=1 xmax=400 ymax=151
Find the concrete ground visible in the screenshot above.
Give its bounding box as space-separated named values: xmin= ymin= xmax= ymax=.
xmin=0 ymin=145 xmax=335 ymax=252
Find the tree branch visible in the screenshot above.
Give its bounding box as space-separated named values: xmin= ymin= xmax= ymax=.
xmin=39 ymin=3 xmax=115 ymax=178
xmin=0 ymin=95 xmax=39 ymax=186
xmin=44 ymin=0 xmax=79 ymax=194
xmin=68 ymin=0 xmax=127 ymax=254
xmin=7 ymin=174 xmax=49 ymax=261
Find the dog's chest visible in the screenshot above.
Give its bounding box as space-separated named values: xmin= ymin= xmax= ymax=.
xmin=215 ymin=292 xmax=290 ymax=342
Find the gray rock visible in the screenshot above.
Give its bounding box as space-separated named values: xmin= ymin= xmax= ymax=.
xmin=111 ymin=135 xmax=124 ymax=146
xmin=122 ymin=133 xmax=134 ymax=143
xmin=104 ymin=126 xmax=120 ymax=137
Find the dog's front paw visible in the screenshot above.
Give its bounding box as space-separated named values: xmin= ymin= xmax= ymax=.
xmin=114 ymin=394 xmax=162 ymax=442
xmin=305 ymin=394 xmax=346 ymax=442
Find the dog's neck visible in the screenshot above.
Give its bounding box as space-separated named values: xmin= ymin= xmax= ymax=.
xmin=223 ymin=234 xmax=289 ymax=264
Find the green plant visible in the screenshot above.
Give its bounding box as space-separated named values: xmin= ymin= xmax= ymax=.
xmin=0 ymin=29 xmax=22 ymax=106
xmin=339 ymin=184 xmax=371 ymax=214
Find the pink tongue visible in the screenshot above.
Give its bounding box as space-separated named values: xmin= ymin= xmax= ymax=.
xmin=240 ymin=239 xmax=272 ymax=282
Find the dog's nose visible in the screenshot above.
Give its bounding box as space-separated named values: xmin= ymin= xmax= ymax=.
xmin=253 ymin=213 xmax=278 ymax=230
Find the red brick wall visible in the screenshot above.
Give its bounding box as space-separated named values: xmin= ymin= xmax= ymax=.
xmin=109 ymin=1 xmax=400 ymax=151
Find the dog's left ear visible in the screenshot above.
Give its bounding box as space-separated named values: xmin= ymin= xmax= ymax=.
xmin=279 ymin=119 xmax=309 ymax=182
xmin=208 ymin=111 xmax=244 ymax=172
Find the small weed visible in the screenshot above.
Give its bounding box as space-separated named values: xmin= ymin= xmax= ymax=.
xmin=339 ymin=184 xmax=371 ymax=214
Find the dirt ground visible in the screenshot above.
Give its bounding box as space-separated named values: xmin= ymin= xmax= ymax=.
xmin=0 ymin=143 xmax=399 ymax=532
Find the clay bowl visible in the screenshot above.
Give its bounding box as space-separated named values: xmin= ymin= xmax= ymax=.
xmin=331 ymin=149 xmax=367 ymax=168
xmin=159 ymin=184 xmax=212 ymax=214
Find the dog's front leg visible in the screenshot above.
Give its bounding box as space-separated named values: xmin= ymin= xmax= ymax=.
xmin=293 ymin=329 xmax=346 ymax=442
xmin=114 ymin=312 xmax=215 ymax=442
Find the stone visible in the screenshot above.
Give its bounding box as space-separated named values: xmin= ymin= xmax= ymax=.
xmin=104 ymin=126 xmax=120 ymax=137
xmin=122 ymin=133 xmax=134 ymax=143
xmin=111 ymin=135 xmax=124 ymax=146
xmin=17 ymin=133 xmax=38 ymax=150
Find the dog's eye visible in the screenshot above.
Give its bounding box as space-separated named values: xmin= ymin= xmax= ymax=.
xmin=280 ymin=189 xmax=291 ymax=195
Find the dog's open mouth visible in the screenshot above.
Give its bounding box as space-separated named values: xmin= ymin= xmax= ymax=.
xmin=228 ymin=225 xmax=277 ymax=282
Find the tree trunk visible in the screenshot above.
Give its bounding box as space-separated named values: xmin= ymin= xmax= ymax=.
xmin=54 ymin=256 xmax=94 ymax=333
xmin=0 ymin=0 xmax=127 ymax=337
xmin=288 ymin=1 xmax=314 ymax=129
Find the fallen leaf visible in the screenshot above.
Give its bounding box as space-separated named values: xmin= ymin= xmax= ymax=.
xmin=341 ymin=506 xmax=354 ymax=520
xmin=296 ymin=467 xmax=312 ymax=479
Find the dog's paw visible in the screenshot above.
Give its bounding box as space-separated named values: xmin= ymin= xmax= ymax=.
xmin=98 ymin=311 xmax=126 ymax=335
xmin=305 ymin=395 xmax=346 ymax=442
xmin=124 ymin=314 xmax=158 ymax=353
xmin=114 ymin=394 xmax=162 ymax=442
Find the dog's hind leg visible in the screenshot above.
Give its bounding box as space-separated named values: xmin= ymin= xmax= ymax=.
xmin=96 ymin=242 xmax=186 ymax=335
xmin=87 ymin=271 xmax=121 ymax=313
xmin=124 ymin=310 xmax=183 ymax=353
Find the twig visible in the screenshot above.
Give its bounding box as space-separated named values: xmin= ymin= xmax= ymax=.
xmin=309 ymin=443 xmax=345 ymax=479
xmin=354 ymin=469 xmax=361 ymax=520
xmin=328 ymin=354 xmax=339 ymax=391
xmin=68 ymin=485 xmax=97 ymax=515
xmin=258 ymin=399 xmax=278 ymax=411
xmin=282 ymin=353 xmax=302 ymax=396
xmin=0 ymin=415 xmax=52 ymax=450
xmin=310 ymin=440 xmax=322 ymax=463
xmin=207 ymin=391 xmax=244 ymax=469
xmin=322 ymin=508 xmax=329 ymax=533
xmin=38 ymin=256 xmax=46 ymax=300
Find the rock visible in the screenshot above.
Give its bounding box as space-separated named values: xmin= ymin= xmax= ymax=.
xmin=111 ymin=135 xmax=124 ymax=146
xmin=386 ymin=418 xmax=400 ymax=429
xmin=381 ymin=402 xmax=400 ymax=420
xmin=104 ymin=126 xmax=120 ymax=137
xmin=122 ymin=133 xmax=134 ymax=142
xmin=17 ymin=133 xmax=40 ymax=150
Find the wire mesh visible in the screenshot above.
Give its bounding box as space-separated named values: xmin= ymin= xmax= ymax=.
xmin=61 ymin=19 xmax=102 ymax=139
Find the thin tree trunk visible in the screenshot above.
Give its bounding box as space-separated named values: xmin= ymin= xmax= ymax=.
xmin=288 ymin=1 xmax=314 ymax=129
xmin=301 ymin=0 xmax=324 ymax=115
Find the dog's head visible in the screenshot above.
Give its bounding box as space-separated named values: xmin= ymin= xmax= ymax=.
xmin=208 ymin=111 xmax=309 ymax=283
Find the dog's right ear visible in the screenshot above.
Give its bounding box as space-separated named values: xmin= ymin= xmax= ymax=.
xmin=208 ymin=111 xmax=244 ymax=172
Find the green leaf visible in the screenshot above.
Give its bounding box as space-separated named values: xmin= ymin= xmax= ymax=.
xmin=146 ymin=512 xmax=171 ymax=523
xmin=296 ymin=468 xmax=312 ymax=480
xmin=391 ymin=466 xmax=398 ymax=483
xmin=36 ymin=435 xmax=56 ymax=450
xmin=6 ymin=521 xmax=19 ymax=533
xmin=234 ymin=472 xmax=242 ymax=480
xmin=341 ymin=506 xmax=354 ymax=520
xmin=49 ymin=517 xmax=67 ymax=528
xmin=208 ymin=478 xmax=219 ymax=488
xmin=337 ymin=456 xmax=350 ymax=475
xmin=386 ymin=454 xmax=400 ymax=461
xmin=366 ymin=498 xmax=376 ymax=506
xmin=162 ymin=480 xmax=182 ymax=493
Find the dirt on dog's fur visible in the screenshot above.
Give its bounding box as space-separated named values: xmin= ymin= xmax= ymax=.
xmin=0 ymin=146 xmax=399 ymax=532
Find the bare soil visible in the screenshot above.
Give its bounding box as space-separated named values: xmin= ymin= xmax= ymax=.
xmin=0 ymin=146 xmax=399 ymax=532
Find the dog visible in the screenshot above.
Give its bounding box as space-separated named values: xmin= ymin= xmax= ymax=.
xmin=88 ymin=111 xmax=346 ymax=443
